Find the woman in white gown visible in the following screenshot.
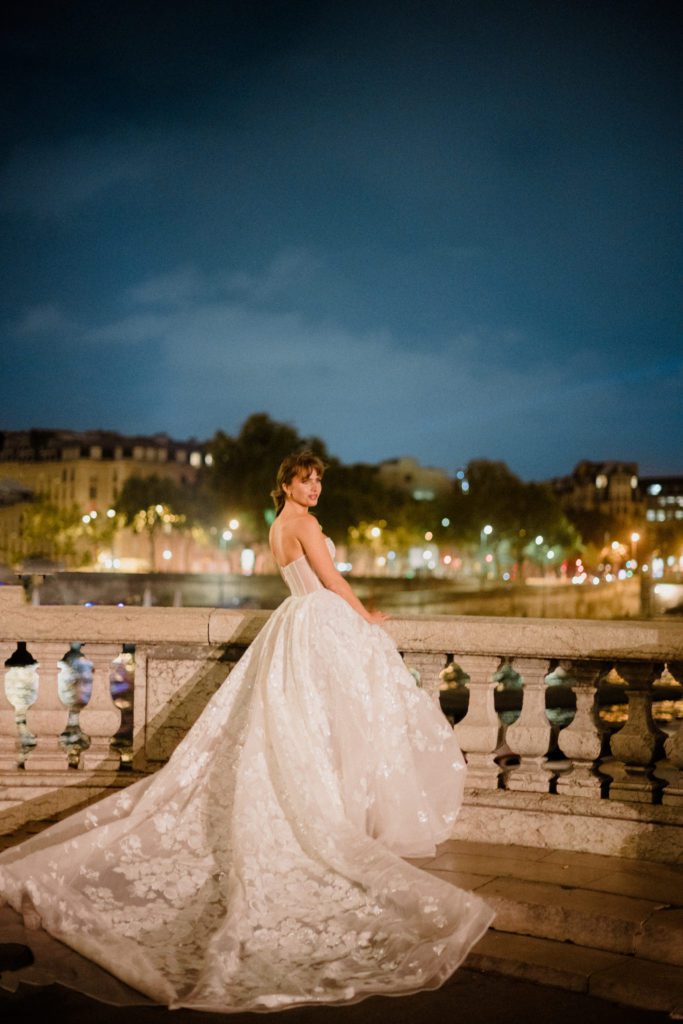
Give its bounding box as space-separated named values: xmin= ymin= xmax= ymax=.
xmin=0 ymin=452 xmax=493 ymax=1012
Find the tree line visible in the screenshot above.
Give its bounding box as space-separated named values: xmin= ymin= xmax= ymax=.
xmin=10 ymin=413 xmax=676 ymax=573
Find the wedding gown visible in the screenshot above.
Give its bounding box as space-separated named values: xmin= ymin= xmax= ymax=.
xmin=0 ymin=539 xmax=493 ymax=1012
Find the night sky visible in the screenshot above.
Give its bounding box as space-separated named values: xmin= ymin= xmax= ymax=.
xmin=2 ymin=0 xmax=681 ymax=480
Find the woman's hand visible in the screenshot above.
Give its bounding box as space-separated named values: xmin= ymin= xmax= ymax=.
xmin=366 ymin=609 xmax=389 ymax=625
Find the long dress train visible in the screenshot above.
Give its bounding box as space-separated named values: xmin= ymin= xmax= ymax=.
xmin=0 ymin=540 xmax=493 ymax=1012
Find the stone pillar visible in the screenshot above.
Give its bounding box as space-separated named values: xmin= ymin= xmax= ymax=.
xmin=110 ymin=646 xmax=135 ymax=767
xmin=608 ymin=660 xmax=667 ymax=803
xmin=79 ymin=644 xmax=122 ymax=771
xmin=452 ymin=655 xmax=503 ymax=790
xmin=57 ymin=642 xmax=94 ymax=768
xmin=402 ymin=652 xmax=446 ymax=703
xmin=1 ymin=642 xmax=39 ymax=770
xmin=659 ymin=660 xmax=683 ymax=806
xmin=22 ymin=642 xmax=70 ymax=771
xmin=131 ymin=647 xmax=149 ymax=773
xmin=505 ymin=658 xmax=553 ymax=793
xmin=556 ymin=660 xmax=610 ymax=798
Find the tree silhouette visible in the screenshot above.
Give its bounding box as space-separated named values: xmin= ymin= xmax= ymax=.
xmin=207 ymin=414 xmax=328 ymax=542
xmin=117 ymin=475 xmax=190 ymax=570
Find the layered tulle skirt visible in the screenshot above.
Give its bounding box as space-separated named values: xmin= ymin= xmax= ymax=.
xmin=0 ymin=590 xmax=493 ymax=1011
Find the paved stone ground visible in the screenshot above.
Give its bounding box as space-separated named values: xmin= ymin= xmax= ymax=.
xmin=1 ymin=822 xmax=680 ymax=1022
xmin=0 ymin=968 xmax=672 ymax=1024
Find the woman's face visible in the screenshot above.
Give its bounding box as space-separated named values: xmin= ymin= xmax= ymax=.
xmin=285 ymin=468 xmax=322 ymax=508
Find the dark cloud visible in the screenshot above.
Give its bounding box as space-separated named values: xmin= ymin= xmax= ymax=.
xmin=1 ymin=0 xmax=680 ymax=477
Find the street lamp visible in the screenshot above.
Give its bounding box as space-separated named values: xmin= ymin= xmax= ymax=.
xmin=480 ymin=525 xmax=494 ymax=584
xmin=630 ymin=532 xmax=640 ymax=567
xmin=534 ymin=535 xmax=545 ymax=574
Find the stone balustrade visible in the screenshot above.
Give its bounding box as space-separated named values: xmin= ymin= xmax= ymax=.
xmin=0 ymin=586 xmax=681 ymax=863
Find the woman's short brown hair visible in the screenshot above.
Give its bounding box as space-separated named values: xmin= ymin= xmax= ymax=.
xmin=271 ymin=450 xmax=326 ymax=515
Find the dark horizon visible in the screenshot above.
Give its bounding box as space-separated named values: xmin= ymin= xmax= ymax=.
xmin=0 ymin=420 xmax=675 ymax=485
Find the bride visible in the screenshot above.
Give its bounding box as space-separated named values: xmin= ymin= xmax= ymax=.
xmin=0 ymin=451 xmax=493 ymax=1012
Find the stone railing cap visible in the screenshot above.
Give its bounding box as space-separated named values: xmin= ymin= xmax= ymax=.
xmin=0 ymin=604 xmax=681 ymax=659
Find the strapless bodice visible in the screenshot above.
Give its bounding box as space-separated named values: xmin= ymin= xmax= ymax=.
xmin=279 ymin=537 xmax=336 ymax=597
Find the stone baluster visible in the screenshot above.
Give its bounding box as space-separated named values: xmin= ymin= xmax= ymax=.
xmin=79 ymin=644 xmax=124 ymax=771
xmin=452 ymin=655 xmax=503 ymax=790
xmin=608 ymin=660 xmax=667 ymax=803
xmin=57 ymin=642 xmax=94 ymax=768
xmin=23 ymin=642 xmax=70 ymax=770
xmin=658 ymin=660 xmax=683 ymax=806
xmin=0 ymin=641 xmax=16 ymax=767
xmin=1 ymin=642 xmax=39 ymax=769
xmin=505 ymin=658 xmax=553 ymax=792
xmin=132 ymin=646 xmax=150 ymax=772
xmin=556 ymin=660 xmax=610 ymax=798
xmin=402 ymin=652 xmax=447 ymax=703
xmin=110 ymin=645 xmax=135 ymax=767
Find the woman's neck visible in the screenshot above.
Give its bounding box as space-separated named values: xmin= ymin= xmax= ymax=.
xmin=281 ymin=500 xmax=309 ymax=518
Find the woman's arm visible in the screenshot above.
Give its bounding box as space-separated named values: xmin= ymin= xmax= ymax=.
xmin=296 ymin=517 xmax=387 ymax=624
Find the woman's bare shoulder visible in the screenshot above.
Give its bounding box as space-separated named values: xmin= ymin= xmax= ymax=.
xmin=297 ymin=515 xmax=323 ymax=537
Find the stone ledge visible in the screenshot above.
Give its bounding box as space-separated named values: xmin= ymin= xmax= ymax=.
xmin=0 ymin=606 xmax=215 ymax=644
xmin=465 ymin=930 xmax=627 ymax=993
xmin=467 ymin=931 xmax=683 ymax=1014
xmin=633 ymin=907 xmax=683 ymax=968
xmin=1 ymin=604 xmax=682 ymax=658
xmin=0 ymin=772 xmax=149 ymax=837
xmin=474 ymin=876 xmax=665 ymax=955
xmin=425 ymin=843 xmax=683 ymax=904
xmin=454 ymin=794 xmax=683 ymax=863
xmin=387 ymin=615 xmax=683 ymax=660
xmin=589 ymin=957 xmax=683 ymax=1015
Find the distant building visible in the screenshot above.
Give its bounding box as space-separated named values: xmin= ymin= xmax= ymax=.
xmin=551 ymin=460 xmax=645 ymax=525
xmin=640 ymin=475 xmax=683 ymax=524
xmin=0 ymin=429 xmax=211 ymax=570
xmin=377 ymin=456 xmax=451 ymax=501
xmin=0 ymin=429 xmax=209 ymax=514
xmin=0 ymin=478 xmax=34 ymax=567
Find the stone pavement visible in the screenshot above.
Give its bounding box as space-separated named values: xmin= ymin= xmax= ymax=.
xmin=413 ymin=838 xmax=683 ymax=1016
xmin=0 ymin=966 xmax=673 ymax=1024
xmin=1 ymin=822 xmax=682 ymax=1020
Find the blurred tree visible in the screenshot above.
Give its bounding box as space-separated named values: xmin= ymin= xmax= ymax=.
xmin=440 ymin=460 xmax=580 ymax=576
xmin=562 ymin=506 xmax=616 ymax=549
xmin=208 ymin=414 xmax=328 ymax=542
xmin=10 ymin=500 xmax=83 ymax=567
xmin=316 ymin=460 xmax=392 ymax=542
xmin=117 ymin=474 xmax=193 ymax=570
